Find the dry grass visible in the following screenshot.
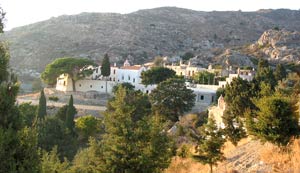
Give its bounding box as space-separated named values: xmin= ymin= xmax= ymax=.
xmin=223 ymin=138 xmax=251 ymax=154
xmin=260 ymin=139 xmax=300 ymax=173
xmin=165 ymin=138 xmax=300 ymax=173
xmin=164 ymin=156 xmax=209 ymax=173
xmin=164 ymin=139 xmax=251 ymax=173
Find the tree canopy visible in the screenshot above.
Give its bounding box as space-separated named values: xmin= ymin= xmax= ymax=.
xmin=100 ymin=53 xmax=110 ymax=77
xmin=101 ymin=54 xmax=111 ymax=94
xmin=274 ymin=63 xmax=287 ymax=82
xmin=41 ymin=57 xmax=96 ymax=91
xmin=248 ymin=95 xmax=299 ymax=146
xmin=194 ymin=118 xmax=225 ymax=173
xmin=141 ymin=67 xmax=176 ymax=85
xmin=0 ymin=7 xmax=4 ymax=33
xmin=101 ymin=86 xmax=175 ymax=172
xmin=193 ymin=71 xmax=215 ymax=85
xmin=36 ymin=89 xmax=47 ymax=121
xmin=181 ymin=52 xmax=194 ymax=61
xmin=150 ymin=78 xmax=195 ymax=122
xmin=65 ymin=95 xmax=77 ymax=133
xmin=0 ymin=9 xmax=40 ymax=172
xmin=222 ymin=77 xmax=254 ymax=145
xmin=75 ymin=115 xmax=103 ymax=140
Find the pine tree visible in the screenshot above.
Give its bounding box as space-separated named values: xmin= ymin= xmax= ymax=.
xmin=194 ymin=118 xmax=225 ymax=173
xmin=0 ymin=8 xmax=40 ymax=172
xmin=222 ymin=77 xmax=253 ymax=145
xmin=41 ymin=146 xmax=70 ymax=173
xmin=249 ymin=95 xmax=299 ymax=146
xmin=274 ymin=64 xmax=287 ymax=82
xmin=101 ymin=53 xmax=111 ymax=94
xmin=65 ymin=95 xmax=77 ymax=132
xmin=102 ymin=86 xmax=175 ymax=172
xmin=255 ymin=59 xmax=276 ymax=89
xmin=36 ymin=89 xmax=47 ymax=121
xmin=150 ymin=78 xmax=195 ymax=122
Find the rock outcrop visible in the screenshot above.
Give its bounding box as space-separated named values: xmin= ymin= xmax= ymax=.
xmin=247 ymin=29 xmax=300 ymax=64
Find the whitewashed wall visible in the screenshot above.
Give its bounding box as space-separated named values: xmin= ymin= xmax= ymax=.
xmin=75 ymin=80 xmax=116 ymax=93
xmin=56 ymin=74 xmax=73 ymax=92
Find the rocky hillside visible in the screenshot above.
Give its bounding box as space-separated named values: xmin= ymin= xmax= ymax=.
xmin=1 ymin=7 xmax=300 ymax=72
xmin=244 ymin=29 xmax=300 ymax=64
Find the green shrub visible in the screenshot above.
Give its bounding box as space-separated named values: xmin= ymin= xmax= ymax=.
xmin=48 ymin=96 xmax=59 ymax=102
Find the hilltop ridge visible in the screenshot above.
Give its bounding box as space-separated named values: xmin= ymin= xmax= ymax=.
xmin=1 ymin=7 xmax=300 ymax=72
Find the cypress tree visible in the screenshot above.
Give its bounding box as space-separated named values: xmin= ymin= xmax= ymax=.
xmin=36 ymin=89 xmax=47 ymax=121
xmin=65 ymin=95 xmax=77 ymax=132
xmin=101 ymin=53 xmax=111 ymax=94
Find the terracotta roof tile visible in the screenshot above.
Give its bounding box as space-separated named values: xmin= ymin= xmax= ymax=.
xmin=120 ymin=66 xmax=142 ymax=70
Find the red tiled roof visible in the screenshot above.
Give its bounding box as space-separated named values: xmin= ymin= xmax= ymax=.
xmin=120 ymin=66 xmax=142 ymax=70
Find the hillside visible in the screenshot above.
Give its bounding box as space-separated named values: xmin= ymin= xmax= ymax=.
xmin=243 ymin=29 xmax=300 ymax=64
xmin=1 ymin=7 xmax=300 ymax=73
xmin=166 ymin=138 xmax=300 ymax=173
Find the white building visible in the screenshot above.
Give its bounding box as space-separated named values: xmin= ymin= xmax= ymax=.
xmin=164 ymin=60 xmax=206 ymax=78
xmin=218 ymin=68 xmax=255 ymax=88
xmin=56 ymin=59 xmax=155 ymax=94
xmin=56 ymin=60 xmax=258 ymax=114
xmin=208 ymin=95 xmax=226 ymax=128
xmin=188 ymin=87 xmax=217 ymax=112
xmin=92 ymin=64 xmax=119 ymax=82
xmin=56 ymin=74 xmax=73 ymax=92
xmin=116 ymin=60 xmax=147 ymax=85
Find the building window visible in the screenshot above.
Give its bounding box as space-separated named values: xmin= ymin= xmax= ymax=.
xmin=201 ymin=95 xmax=204 ymax=100
xmin=122 ymin=76 xmax=124 ymax=80
xmin=79 ymin=84 xmax=81 ymax=87
xmin=113 ymin=69 xmax=116 ymax=74
xmin=63 ymin=81 xmax=66 ymax=86
xmin=96 ymin=68 xmax=98 ymax=73
xmin=128 ymin=76 xmax=130 ymax=81
xmin=113 ymin=78 xmax=115 ymax=81
xmin=90 ymin=85 xmax=92 ymax=88
xmin=101 ymin=86 xmax=103 ymax=88
xmin=133 ymin=78 xmax=135 ymax=83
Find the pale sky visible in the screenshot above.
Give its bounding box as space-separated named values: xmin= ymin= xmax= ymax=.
xmin=1 ymin=0 xmax=299 ymax=30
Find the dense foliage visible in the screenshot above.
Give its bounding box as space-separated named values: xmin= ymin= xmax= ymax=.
xmin=102 ymin=86 xmax=175 ymax=172
xmin=75 ymin=115 xmax=103 ymax=140
xmin=194 ymin=118 xmax=225 ymax=173
xmin=141 ymin=66 xmax=176 ymax=85
xmin=150 ymin=78 xmax=196 ymax=122
xmin=222 ymin=77 xmax=254 ymax=145
xmin=101 ymin=54 xmax=111 ymax=94
xmin=36 ymin=89 xmax=47 ymax=121
xmin=100 ymin=53 xmax=111 ymax=77
xmin=193 ymin=71 xmax=216 ymax=85
xmin=0 ymin=12 xmax=40 ymax=172
xmin=65 ymin=95 xmax=76 ymax=133
xmin=247 ymin=95 xmax=299 ymax=146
